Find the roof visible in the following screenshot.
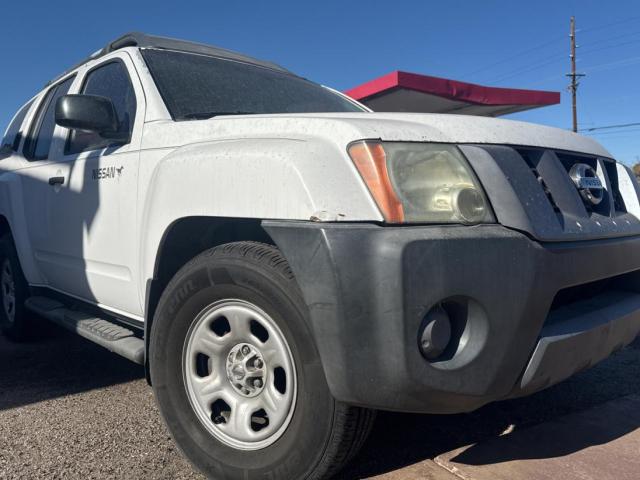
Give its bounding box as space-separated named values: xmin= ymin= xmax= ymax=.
xmin=345 ymin=71 xmax=560 ymax=117
xmin=48 ymin=32 xmax=290 ymax=86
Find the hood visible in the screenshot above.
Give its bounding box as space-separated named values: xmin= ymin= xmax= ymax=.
xmin=142 ymin=112 xmax=613 ymax=159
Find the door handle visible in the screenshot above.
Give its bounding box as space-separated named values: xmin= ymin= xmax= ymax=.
xmin=48 ymin=176 xmax=65 ymax=186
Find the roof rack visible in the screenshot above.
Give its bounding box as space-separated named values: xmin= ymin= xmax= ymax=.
xmin=46 ymin=32 xmax=290 ymax=86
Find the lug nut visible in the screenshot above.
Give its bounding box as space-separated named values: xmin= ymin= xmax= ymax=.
xmin=254 ymin=359 xmax=263 ymax=369
xmin=253 ymin=378 xmax=263 ymax=388
xmin=241 ymin=346 xmax=250 ymax=355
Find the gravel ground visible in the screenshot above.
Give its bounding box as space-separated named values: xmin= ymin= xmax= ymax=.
xmin=0 ymin=323 xmax=201 ymax=480
xmin=0 ymin=321 xmax=639 ymax=480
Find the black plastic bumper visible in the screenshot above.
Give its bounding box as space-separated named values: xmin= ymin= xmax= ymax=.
xmin=263 ymin=221 xmax=640 ymax=414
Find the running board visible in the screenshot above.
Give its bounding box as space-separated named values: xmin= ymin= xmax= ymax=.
xmin=25 ymin=296 xmax=145 ymax=365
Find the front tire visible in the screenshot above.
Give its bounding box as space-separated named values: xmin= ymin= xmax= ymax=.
xmin=0 ymin=233 xmax=32 ymax=341
xmin=150 ymin=242 xmax=374 ymax=479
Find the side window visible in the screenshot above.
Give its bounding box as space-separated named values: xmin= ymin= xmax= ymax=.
xmin=67 ymin=61 xmax=136 ymax=155
xmin=24 ymin=76 xmax=75 ymax=161
xmin=1 ymin=99 xmax=35 ymax=153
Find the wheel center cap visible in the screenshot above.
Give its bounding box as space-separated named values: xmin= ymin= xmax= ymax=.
xmin=226 ymin=343 xmax=266 ymax=397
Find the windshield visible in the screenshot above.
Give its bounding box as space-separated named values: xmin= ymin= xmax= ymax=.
xmin=141 ymin=49 xmax=365 ymax=120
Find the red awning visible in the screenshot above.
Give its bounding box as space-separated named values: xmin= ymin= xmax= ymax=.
xmin=345 ymin=71 xmax=560 ymax=117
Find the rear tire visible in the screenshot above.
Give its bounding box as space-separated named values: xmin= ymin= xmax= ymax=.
xmin=150 ymin=242 xmax=374 ymax=479
xmin=0 ymin=233 xmax=32 ymax=341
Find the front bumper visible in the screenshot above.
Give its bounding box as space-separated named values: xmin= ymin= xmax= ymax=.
xmin=263 ymin=221 xmax=640 ymax=414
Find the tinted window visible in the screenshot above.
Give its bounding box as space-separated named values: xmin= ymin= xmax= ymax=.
xmin=24 ymin=76 xmax=75 ymax=161
xmin=2 ymin=99 xmax=35 ymax=153
xmin=141 ymin=49 xmax=364 ymax=120
xmin=67 ymin=61 xmax=137 ymax=155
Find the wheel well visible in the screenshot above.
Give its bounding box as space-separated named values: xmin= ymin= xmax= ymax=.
xmin=144 ymin=217 xmax=276 ymax=382
xmin=154 ymin=217 xmax=275 ymax=292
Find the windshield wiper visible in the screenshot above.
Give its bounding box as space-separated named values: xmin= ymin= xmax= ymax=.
xmin=176 ymin=111 xmax=256 ymax=120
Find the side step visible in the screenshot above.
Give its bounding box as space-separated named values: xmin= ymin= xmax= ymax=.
xmin=25 ymin=296 xmax=145 ymax=365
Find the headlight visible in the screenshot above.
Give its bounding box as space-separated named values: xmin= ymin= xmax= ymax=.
xmin=348 ymin=141 xmax=494 ymax=224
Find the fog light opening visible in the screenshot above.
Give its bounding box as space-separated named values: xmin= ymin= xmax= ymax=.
xmin=418 ymin=297 xmax=489 ymax=370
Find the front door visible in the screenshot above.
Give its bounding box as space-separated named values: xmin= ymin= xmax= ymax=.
xmin=23 ymin=53 xmax=145 ymax=319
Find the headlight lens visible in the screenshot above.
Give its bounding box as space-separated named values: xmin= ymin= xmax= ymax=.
xmin=349 ymin=141 xmax=493 ymax=224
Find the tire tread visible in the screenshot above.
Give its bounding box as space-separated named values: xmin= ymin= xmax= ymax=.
xmin=312 ymin=405 xmax=376 ymax=479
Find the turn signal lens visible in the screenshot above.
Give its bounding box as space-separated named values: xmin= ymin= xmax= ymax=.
xmin=348 ymin=141 xmax=405 ymax=223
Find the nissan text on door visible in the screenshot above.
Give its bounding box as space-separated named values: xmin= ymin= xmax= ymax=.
xmin=1 ymin=33 xmax=639 ymax=480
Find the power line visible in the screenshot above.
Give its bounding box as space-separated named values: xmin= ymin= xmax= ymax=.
xmin=578 ymin=14 xmax=640 ymax=34
xmin=583 ymin=128 xmax=640 ymax=137
xmin=582 ymin=54 xmax=640 ymax=73
xmin=580 ymin=122 xmax=640 ymax=132
xmin=583 ymin=133 xmax=640 ymax=141
xmin=583 ymin=28 xmax=640 ymax=43
xmin=581 ymin=38 xmax=640 ymax=56
xmin=478 ymin=17 xmax=640 ymax=85
xmin=453 ymin=15 xmax=640 ymax=92
xmin=485 ymin=42 xmax=640 ymax=85
xmin=580 ymin=28 xmax=640 ymax=50
xmin=521 ymin=53 xmax=640 ymax=87
xmin=463 ymin=35 xmax=564 ymax=77
xmin=485 ymin=54 xmax=565 ymax=84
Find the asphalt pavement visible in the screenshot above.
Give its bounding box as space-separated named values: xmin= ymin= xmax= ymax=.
xmin=0 ymin=320 xmax=639 ymax=479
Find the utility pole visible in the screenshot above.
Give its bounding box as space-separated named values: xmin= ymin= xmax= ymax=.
xmin=567 ymin=16 xmax=585 ymax=132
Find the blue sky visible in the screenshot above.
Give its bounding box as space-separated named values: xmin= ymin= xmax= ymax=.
xmin=1 ymin=0 xmax=639 ymax=164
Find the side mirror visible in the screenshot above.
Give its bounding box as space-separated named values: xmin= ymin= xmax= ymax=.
xmin=55 ymin=94 xmax=126 ymax=140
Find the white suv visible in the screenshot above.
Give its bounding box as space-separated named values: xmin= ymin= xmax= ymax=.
xmin=2 ymin=32 xmax=640 ymax=480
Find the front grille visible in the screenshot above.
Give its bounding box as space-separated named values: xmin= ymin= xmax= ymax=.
xmin=460 ymin=143 xmax=640 ymax=241
xmin=518 ymin=149 xmax=561 ymax=214
xmin=515 ymin=148 xmax=627 ymax=219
